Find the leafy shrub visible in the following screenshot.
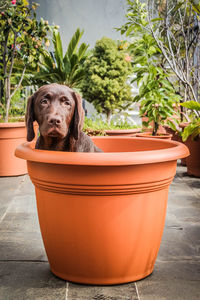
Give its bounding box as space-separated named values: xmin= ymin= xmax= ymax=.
xmin=81 ymin=37 xmax=133 ymax=123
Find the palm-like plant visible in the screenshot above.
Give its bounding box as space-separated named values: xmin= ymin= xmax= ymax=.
xmin=29 ymin=28 xmax=89 ymax=89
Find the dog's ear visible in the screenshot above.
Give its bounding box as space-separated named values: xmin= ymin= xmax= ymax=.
xmin=70 ymin=92 xmax=85 ymax=140
xmin=26 ymin=93 xmax=36 ymax=142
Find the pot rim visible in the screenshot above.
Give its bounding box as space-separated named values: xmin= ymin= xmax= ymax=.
xmin=105 ymin=128 xmax=141 ymax=134
xmin=0 ymin=122 xmax=26 ymax=128
xmin=0 ymin=121 xmax=38 ymax=128
xmin=15 ymin=136 xmax=189 ymax=166
xmin=136 ymin=132 xmax=172 ymax=138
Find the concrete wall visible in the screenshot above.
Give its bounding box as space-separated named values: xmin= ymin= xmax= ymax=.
xmin=33 ymin=0 xmax=127 ymax=48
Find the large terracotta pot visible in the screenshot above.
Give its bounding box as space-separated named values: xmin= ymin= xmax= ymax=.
xmin=15 ymin=137 xmax=189 ymax=284
xmin=0 ymin=122 xmax=38 ymax=176
xmin=136 ymin=132 xmax=172 ymax=140
xmin=185 ymin=136 xmax=200 ymax=177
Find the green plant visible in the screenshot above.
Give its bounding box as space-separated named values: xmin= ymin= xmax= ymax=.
xmin=118 ymin=0 xmax=182 ymax=135
xmin=83 ymin=117 xmax=107 ymax=136
xmin=81 ymin=37 xmax=133 ymax=123
xmin=0 ymin=0 xmax=55 ymax=122
xmin=27 ymin=28 xmax=89 ymax=89
xmin=133 ymin=33 xmax=180 ymax=135
xmin=140 ymin=96 xmax=180 ymax=136
xmin=83 ymin=116 xmax=138 ymax=136
xmin=120 ymin=0 xmax=200 ymax=105
xmin=180 ymin=101 xmax=200 ymax=141
xmin=119 ymin=20 xmax=180 ymax=134
xmin=8 ymin=88 xmax=25 ymax=116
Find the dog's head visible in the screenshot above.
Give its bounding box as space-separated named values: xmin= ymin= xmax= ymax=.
xmin=26 ymin=83 xmax=84 ymax=142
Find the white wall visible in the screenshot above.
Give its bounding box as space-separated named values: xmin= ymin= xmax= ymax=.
xmin=33 ymin=0 xmax=127 ymax=48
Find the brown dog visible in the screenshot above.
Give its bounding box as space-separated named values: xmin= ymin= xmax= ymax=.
xmin=26 ymin=83 xmax=102 ymax=152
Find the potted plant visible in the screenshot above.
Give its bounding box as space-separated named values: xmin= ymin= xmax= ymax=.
xmin=119 ymin=0 xmax=200 ymax=139
xmin=83 ymin=116 xmax=141 ymax=136
xmin=0 ymin=0 xmax=55 ymax=176
xmin=136 ymin=92 xmax=180 ymax=139
xmin=80 ymin=37 xmax=138 ymax=134
xmin=180 ymin=101 xmax=200 ymax=177
xmin=15 ymin=136 xmax=189 ymax=284
xmin=118 ymin=19 xmax=180 ymax=138
xmin=135 ymin=64 xmax=180 ymax=139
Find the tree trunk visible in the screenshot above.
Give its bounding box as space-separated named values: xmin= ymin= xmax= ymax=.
xmin=5 ymin=77 xmax=10 ymax=122
xmin=152 ymin=122 xmax=159 ymax=136
xmin=106 ymin=111 xmax=112 ymax=125
xmin=4 ymin=65 xmax=26 ymax=122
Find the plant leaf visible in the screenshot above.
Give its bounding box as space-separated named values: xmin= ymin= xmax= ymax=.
xmin=180 ymin=100 xmax=200 ymax=111
xmin=66 ymin=28 xmax=83 ymax=59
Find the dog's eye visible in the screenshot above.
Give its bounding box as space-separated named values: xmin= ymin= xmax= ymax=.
xmin=40 ymin=99 xmax=48 ymax=105
xmin=62 ymin=99 xmax=71 ymax=106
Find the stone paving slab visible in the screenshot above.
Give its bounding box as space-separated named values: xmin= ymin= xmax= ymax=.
xmin=0 ymin=176 xmax=23 ymax=221
xmin=137 ymin=261 xmax=200 ymax=300
xmin=0 ymin=231 xmax=47 ymax=262
xmin=66 ymin=282 xmax=138 ymax=300
xmin=0 ymin=262 xmax=66 ymax=300
xmin=0 ymin=162 xmax=199 ymax=299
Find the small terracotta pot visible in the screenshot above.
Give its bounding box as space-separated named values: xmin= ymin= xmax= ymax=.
xmin=184 ymin=136 xmax=200 ymax=177
xmin=136 ymin=132 xmax=172 ymax=140
xmin=179 ymin=122 xmax=190 ymax=166
xmin=15 ymin=137 xmax=189 ymax=284
xmin=0 ymin=122 xmax=38 ymax=176
xmin=105 ymin=128 xmax=141 ymax=136
xmin=163 ymin=125 xmax=181 ymax=142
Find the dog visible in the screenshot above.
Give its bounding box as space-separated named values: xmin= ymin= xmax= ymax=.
xmin=26 ymin=83 xmax=102 ymax=152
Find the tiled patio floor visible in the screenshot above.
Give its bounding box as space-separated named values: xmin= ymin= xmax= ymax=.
xmin=0 ymin=162 xmax=200 ymax=300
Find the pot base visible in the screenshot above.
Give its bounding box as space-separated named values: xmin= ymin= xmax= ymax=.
xmin=51 ymin=267 xmax=154 ymax=285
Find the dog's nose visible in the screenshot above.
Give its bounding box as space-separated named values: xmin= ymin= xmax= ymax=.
xmin=48 ymin=116 xmax=62 ymax=126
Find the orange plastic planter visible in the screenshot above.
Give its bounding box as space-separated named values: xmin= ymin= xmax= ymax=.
xmin=15 ymin=137 xmax=189 ymax=284
xmin=0 ymin=122 xmax=38 ymax=176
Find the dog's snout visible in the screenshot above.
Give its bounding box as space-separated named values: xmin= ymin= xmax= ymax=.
xmin=48 ymin=116 xmax=62 ymax=126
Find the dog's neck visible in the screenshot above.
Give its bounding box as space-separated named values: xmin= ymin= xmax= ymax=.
xmin=35 ymin=136 xmax=66 ymax=151
xmin=35 ymin=133 xmax=77 ymax=152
